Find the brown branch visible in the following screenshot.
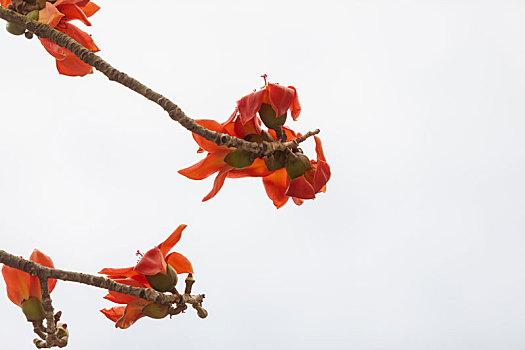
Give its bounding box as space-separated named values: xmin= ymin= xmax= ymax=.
xmin=0 ymin=249 xmax=205 ymax=311
xmin=0 ymin=7 xmax=319 ymax=157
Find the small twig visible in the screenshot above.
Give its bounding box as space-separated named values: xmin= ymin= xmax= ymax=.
xmin=184 ymin=274 xmax=195 ymax=295
xmin=0 ymin=7 xmax=321 ymax=157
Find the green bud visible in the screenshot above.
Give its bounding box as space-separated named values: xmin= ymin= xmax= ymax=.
xmin=258 ymin=103 xmax=287 ymax=130
xmin=6 ymin=22 xmax=26 ymax=36
xmin=285 ymin=153 xmax=311 ymax=179
xmin=224 ymin=150 xmax=255 ymax=169
xmin=27 ymin=10 xmax=39 ymax=21
xmin=142 ymin=303 xmax=170 ymax=319
xmin=145 ymin=264 xmax=178 ymax=292
xmin=21 ymin=297 xmax=45 ymax=322
xmin=196 ymin=306 xmax=208 ymax=319
xmin=264 ymin=150 xmax=287 ymax=171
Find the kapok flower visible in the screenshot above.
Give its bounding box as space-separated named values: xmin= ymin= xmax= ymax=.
xmin=1 ymin=0 xmax=100 ymax=76
xmin=100 ymin=225 xmax=193 ymax=329
xmin=38 ymin=0 xmax=100 ymax=76
xmin=263 ymin=136 xmax=331 ymax=208
xmin=1 ymin=249 xmax=57 ymax=321
xmin=236 ymin=76 xmax=301 ymax=128
xmin=178 ymin=116 xmax=272 ymax=202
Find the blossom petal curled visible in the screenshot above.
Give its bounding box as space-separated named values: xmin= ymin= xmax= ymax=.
xmin=237 ymin=89 xmax=266 ymax=124
xmin=262 ymin=169 xmax=290 ymax=209
xmin=285 ymin=176 xmax=316 ymax=199
xmin=134 ymin=247 xmax=166 ymax=276
xmin=166 ymin=252 xmax=193 ymax=274
xmin=159 ymin=224 xmax=187 ymax=257
xmin=267 ymin=84 xmax=295 ymax=119
xmin=202 ymin=166 xmax=232 ymax=201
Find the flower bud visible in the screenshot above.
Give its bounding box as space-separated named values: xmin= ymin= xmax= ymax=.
xmin=142 ymin=302 xmax=170 ymax=319
xmin=224 ymin=150 xmax=255 ymax=169
xmin=285 ymin=153 xmax=311 ymax=179
xmin=6 ymin=22 xmax=26 ymax=36
xmin=145 ymin=264 xmax=178 ymax=292
xmin=195 ymin=305 xmax=208 ymax=319
xmin=27 ymin=10 xmax=39 ymax=21
xmin=264 ymin=150 xmax=286 ymax=171
xmin=21 ymin=296 xmax=45 ymax=321
xmin=56 ymin=323 xmax=69 ymax=340
xmin=258 ymin=103 xmax=287 ymax=130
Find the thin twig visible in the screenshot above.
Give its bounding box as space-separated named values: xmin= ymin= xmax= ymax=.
xmin=0 ymin=7 xmax=319 ymax=157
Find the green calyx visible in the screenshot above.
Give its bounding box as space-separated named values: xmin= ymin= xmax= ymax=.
xmin=27 ymin=10 xmax=39 ymax=21
xmin=285 ymin=153 xmax=311 ymax=179
xmin=224 ymin=150 xmax=255 ymax=169
xmin=264 ymin=150 xmax=287 ymax=171
xmin=6 ymin=22 xmax=26 ymax=36
xmin=258 ymin=103 xmax=287 ymax=130
xmin=146 ymin=264 xmax=178 ymax=292
xmin=142 ymin=302 xmax=170 ymax=319
xmin=21 ymin=296 xmax=45 ymax=321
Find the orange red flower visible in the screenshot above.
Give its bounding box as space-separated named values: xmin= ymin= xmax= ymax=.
xmin=1 ymin=249 xmax=57 ymax=321
xmin=100 ymin=225 xmax=193 ymax=329
xmin=0 ymin=0 xmax=100 ymax=76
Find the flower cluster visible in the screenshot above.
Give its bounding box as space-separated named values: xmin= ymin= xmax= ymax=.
xmin=2 ymin=0 xmax=100 ymax=76
xmin=1 ymin=249 xmax=57 ymax=322
xmin=99 ymin=225 xmax=193 ymax=329
xmin=179 ymin=78 xmax=331 ymax=208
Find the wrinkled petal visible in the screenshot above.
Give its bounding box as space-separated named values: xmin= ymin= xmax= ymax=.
xmin=202 ymin=166 xmax=232 ymax=202
xmin=288 ymin=86 xmax=301 ymax=120
xmin=1 ymin=0 xmax=12 ymax=8
xmin=2 ymin=265 xmax=30 ymax=306
xmin=159 ymin=224 xmax=187 ymax=257
xmin=101 ymin=306 xmax=125 ymax=323
xmin=233 ymin=116 xmax=261 ymax=138
xmin=267 ymin=84 xmax=295 ymax=118
xmin=40 ymin=38 xmax=67 ymax=60
xmin=286 ymin=176 xmax=316 ymax=199
xmin=57 ymin=3 xmax=91 ymax=26
xmin=166 ymin=252 xmax=193 ymax=274
xmin=178 ymin=150 xmax=230 ymax=180
xmin=292 ymin=197 xmax=304 ymax=206
xmin=262 ymin=169 xmax=290 ymax=209
xmin=237 ymin=89 xmax=266 ymax=124
xmin=39 ymin=3 xmax=64 ymax=28
xmin=103 ymin=293 xmax=122 ymax=304
xmin=64 ymin=23 xmax=99 ymax=51
xmin=134 ymin=247 xmax=166 ymax=276
xmin=99 ymin=266 xmax=136 ymax=277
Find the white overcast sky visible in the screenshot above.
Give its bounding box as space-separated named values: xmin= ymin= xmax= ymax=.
xmin=1 ymin=0 xmax=525 ymax=349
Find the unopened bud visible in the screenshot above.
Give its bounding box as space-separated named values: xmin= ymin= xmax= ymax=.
xmin=6 ymin=22 xmax=26 ymax=36
xmin=21 ymin=297 xmax=45 ymax=322
xmin=224 ymin=150 xmax=255 ymax=169
xmin=195 ymin=305 xmax=208 ymax=319
xmin=258 ymin=103 xmax=287 ymax=130
xmin=146 ymin=264 xmax=178 ymax=292
xmin=56 ymin=323 xmax=69 ymax=339
xmin=285 ymin=153 xmax=311 ymax=179
xmin=142 ymin=302 xmax=170 ymax=319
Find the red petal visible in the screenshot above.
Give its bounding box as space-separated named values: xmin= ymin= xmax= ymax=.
xmin=178 ymin=150 xmax=230 ymax=180
xmin=115 ymin=299 xmax=149 ymax=329
xmin=57 ymin=4 xmax=91 ymax=26
xmin=262 ymin=169 xmax=290 ymax=209
xmin=192 ymin=120 xmax=230 ymax=153
xmin=237 ymin=89 xmax=266 ymax=124
xmin=56 ymin=54 xmax=94 ymax=77
xmin=134 ymin=247 xmax=166 ymax=276
xmin=267 ymin=84 xmax=295 ymax=118
xmin=64 ymin=23 xmax=99 ymax=51
xmin=82 ymin=2 xmax=100 ymax=17
xmin=29 ymin=249 xmax=56 ymax=295
xmin=202 ymin=166 xmax=232 ymax=201
xmin=38 ymin=3 xmax=64 ymax=28
xmin=288 ymin=86 xmax=301 ymax=120
xmin=1 ymin=0 xmax=12 ymax=8
xmin=285 ymin=176 xmax=316 ymax=199
xmin=1 ymin=264 xmax=30 ymax=306
xmin=40 ymin=38 xmax=67 ymax=60
xmin=313 ymin=160 xmax=331 ymax=193
xmin=292 ymin=197 xmax=304 ymax=206
xmin=233 ymin=116 xmax=261 ymax=138
xmin=314 ymin=136 xmax=326 ymax=162
xmin=228 ymin=158 xmax=272 ymax=178
xmin=101 ymin=306 xmax=125 ymax=323
xmin=159 ymin=224 xmax=187 ymax=257
xmin=166 ymin=252 xmax=194 ymax=274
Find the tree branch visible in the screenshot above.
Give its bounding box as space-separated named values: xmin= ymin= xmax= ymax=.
xmin=0 ymin=7 xmax=319 ymax=157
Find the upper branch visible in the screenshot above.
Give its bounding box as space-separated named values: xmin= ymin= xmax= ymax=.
xmin=0 ymin=7 xmax=319 ymax=157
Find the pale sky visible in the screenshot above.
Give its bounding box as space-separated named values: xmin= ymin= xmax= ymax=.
xmin=1 ymin=0 xmax=525 ymax=349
